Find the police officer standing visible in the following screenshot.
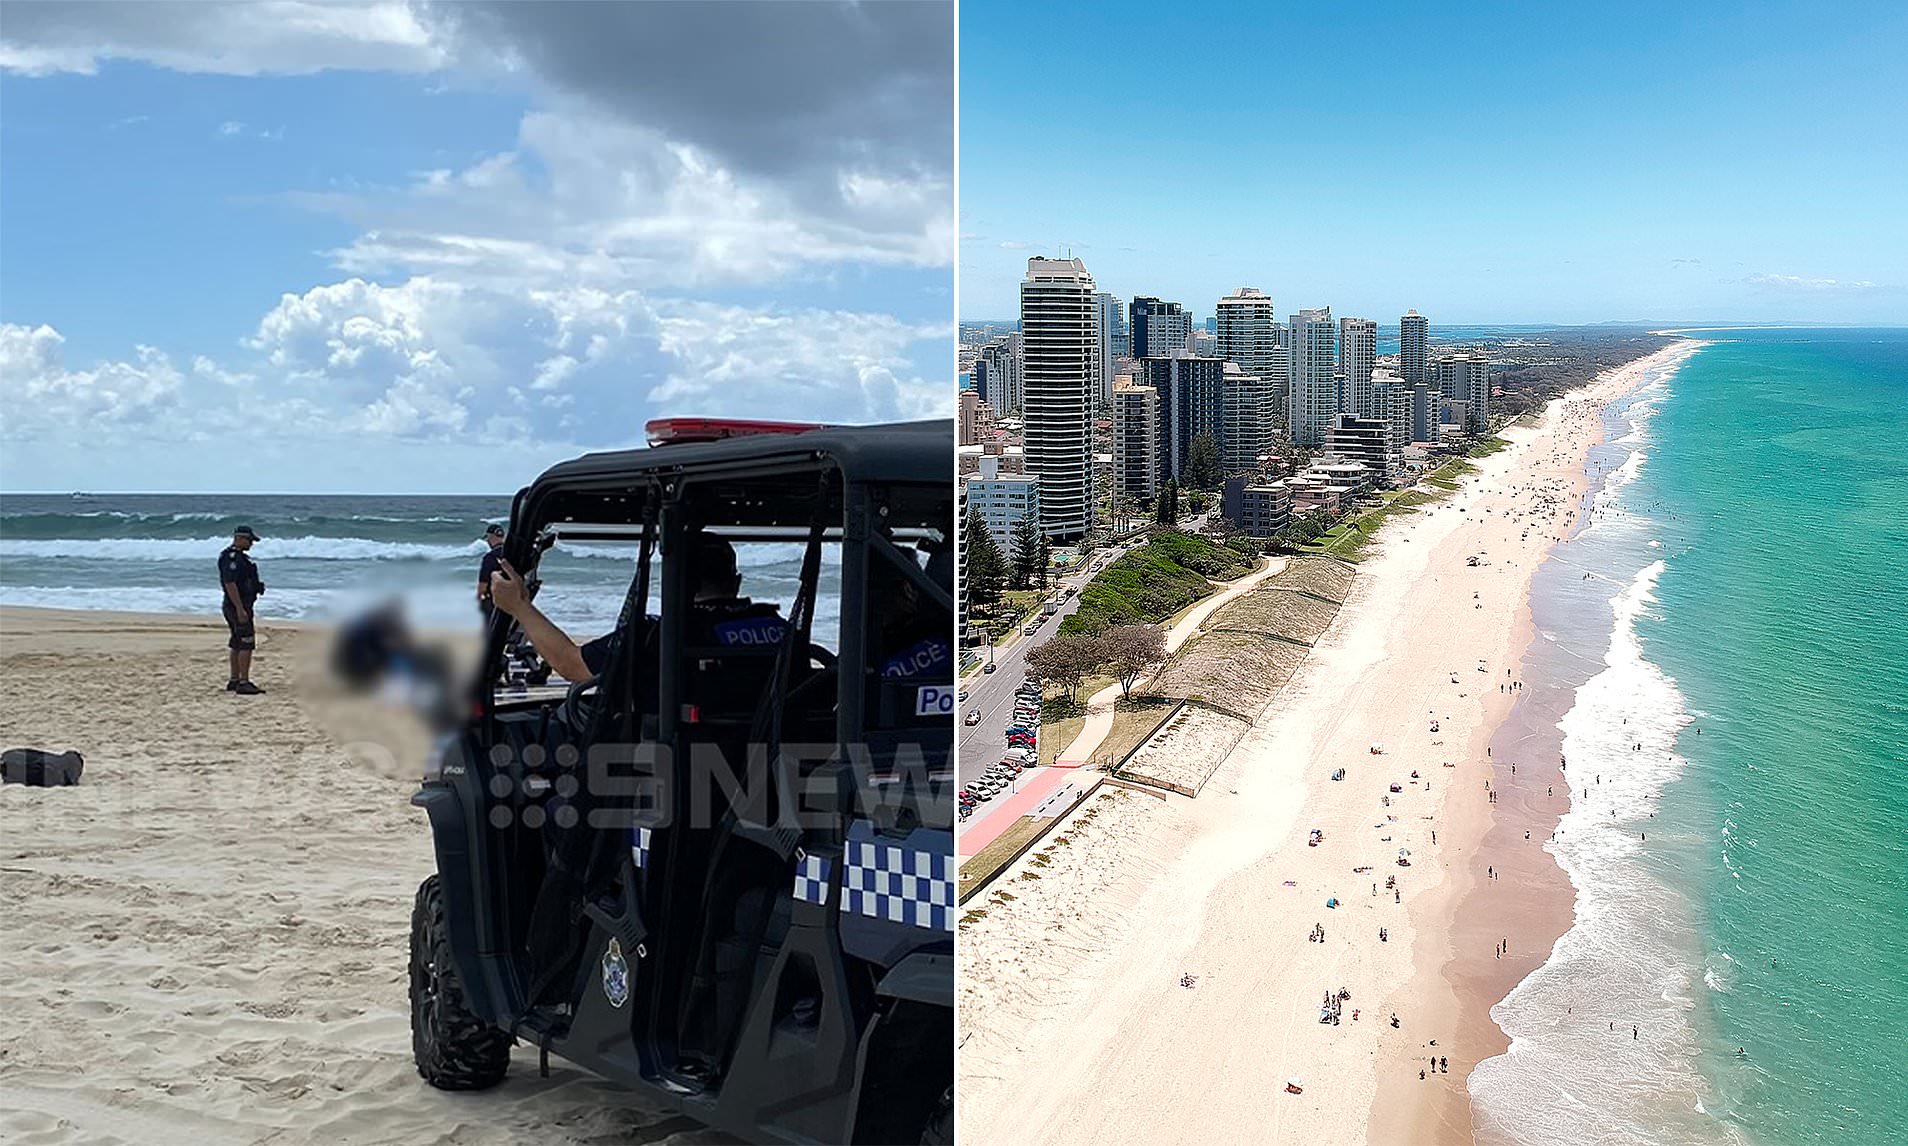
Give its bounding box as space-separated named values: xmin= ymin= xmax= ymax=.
xmin=476 ymin=523 xmax=506 ymax=618
xmin=218 ymin=526 xmax=266 ymax=694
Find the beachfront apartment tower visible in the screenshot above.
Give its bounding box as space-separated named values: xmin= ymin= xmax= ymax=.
xmin=1020 ymin=257 xmax=1097 ymax=542
xmin=1287 ymin=307 xmax=1338 ymax=447
xmin=1436 ymin=352 xmax=1491 ymax=433
xmin=1400 ymin=310 xmax=1429 ymax=387
xmin=1339 ymin=316 xmax=1378 ymax=420
xmin=1112 ymin=377 xmax=1161 ymax=502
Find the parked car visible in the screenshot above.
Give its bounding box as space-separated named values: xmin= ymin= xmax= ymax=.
xmin=983 ymin=662 xmax=997 ymax=673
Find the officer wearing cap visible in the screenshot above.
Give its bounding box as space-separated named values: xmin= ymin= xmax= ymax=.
xmin=476 ymin=523 xmax=507 ymax=618
xmin=218 ymin=526 xmax=266 ymax=695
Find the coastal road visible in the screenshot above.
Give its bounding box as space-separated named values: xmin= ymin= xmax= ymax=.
xmin=955 ymin=545 xmax=1130 ymax=837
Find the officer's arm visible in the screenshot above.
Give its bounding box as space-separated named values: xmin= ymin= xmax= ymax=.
xmin=489 ymin=560 xmax=590 ymax=682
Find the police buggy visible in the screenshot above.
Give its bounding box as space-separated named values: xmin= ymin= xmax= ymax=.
xmin=409 ymin=418 xmax=955 ymax=1144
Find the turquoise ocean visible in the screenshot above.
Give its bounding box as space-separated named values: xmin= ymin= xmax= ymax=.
xmin=1472 ymin=329 xmax=1908 ymax=1144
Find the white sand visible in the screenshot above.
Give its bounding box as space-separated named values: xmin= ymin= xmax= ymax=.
xmin=0 ymin=610 xmax=727 ymax=1145
xmin=955 ymin=346 xmax=1698 ymax=1145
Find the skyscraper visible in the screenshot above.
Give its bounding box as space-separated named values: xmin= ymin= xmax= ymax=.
xmin=975 ymin=337 xmax=1023 ymax=415
xmin=1287 ymin=307 xmax=1337 ymax=447
xmin=1020 ymin=257 xmax=1097 ymax=542
xmin=1216 ymin=287 xmax=1280 ymax=380
xmin=1436 ymin=352 xmax=1491 ymax=432
xmin=1112 ymin=377 xmax=1160 ymax=502
xmin=1140 ymin=351 xmax=1227 ymax=482
xmin=1218 ymin=361 xmax=1274 ymax=472
xmin=1400 ymin=310 xmax=1429 ymax=387
xmin=1338 ymin=316 xmax=1377 ymax=419
xmin=1145 ymin=309 xmax=1192 ymax=357
xmin=1093 ymin=291 xmax=1126 ymax=403
xmin=1129 ymin=296 xmax=1186 ymax=359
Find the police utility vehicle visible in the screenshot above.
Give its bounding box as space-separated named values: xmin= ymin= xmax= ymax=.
xmin=409 ymin=418 xmax=955 ymax=1144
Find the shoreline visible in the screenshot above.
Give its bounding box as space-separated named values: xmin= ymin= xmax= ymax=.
xmin=954 ymin=341 xmax=1697 ymax=1146
xmin=1373 ymin=341 xmax=1706 ymax=1144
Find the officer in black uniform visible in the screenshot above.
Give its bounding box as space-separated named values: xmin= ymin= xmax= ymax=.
xmin=476 ymin=523 xmax=506 ymax=618
xmin=486 ymin=534 xmax=783 ymax=686
xmin=218 ymin=525 xmax=266 ymax=694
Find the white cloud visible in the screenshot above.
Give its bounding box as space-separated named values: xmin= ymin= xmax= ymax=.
xmin=648 ymin=302 xmax=949 ymax=423
xmin=1742 ymin=272 xmax=1879 ymax=293
xmin=218 ymin=119 xmax=244 ymax=136
xmin=0 ymin=323 xmax=185 ymax=427
xmin=297 ymin=111 xmax=950 ymax=292
xmin=0 ymin=1 xmax=444 ymax=77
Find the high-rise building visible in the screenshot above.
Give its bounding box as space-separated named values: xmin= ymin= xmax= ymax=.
xmin=1400 ymin=310 xmax=1429 ymax=387
xmin=1338 ymin=317 xmax=1377 ymax=420
xmin=1145 ymin=309 xmax=1192 ymax=357
xmin=1092 ymin=292 xmax=1122 ymax=403
xmin=1410 ymin=382 xmax=1438 ymax=442
xmin=1140 ymin=351 xmax=1226 ymax=482
xmin=1219 ymin=361 xmax=1274 ymax=472
xmin=1111 ymin=377 xmax=1160 ymax=503
xmin=1370 ymin=381 xmax=1413 ymax=475
xmin=1287 ymin=307 xmax=1337 ymax=447
xmin=1216 ymin=286 xmax=1280 ymax=378
xmin=1020 ymin=257 xmax=1097 ymax=542
xmin=1129 ymin=297 xmax=1186 ymax=359
xmin=1435 ymin=352 xmax=1491 ymax=433
xmin=975 ymin=337 xmax=1023 ymax=415
xmin=957 ymin=389 xmax=984 ymax=446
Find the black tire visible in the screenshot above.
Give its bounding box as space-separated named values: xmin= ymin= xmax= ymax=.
xmin=918 ymin=1088 xmax=953 ymax=1145
xmin=410 ymin=874 xmax=512 ymax=1090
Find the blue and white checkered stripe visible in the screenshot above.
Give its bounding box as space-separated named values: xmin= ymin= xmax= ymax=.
xmin=793 ymin=853 xmax=832 ymax=906
xmin=842 ymin=838 xmax=954 ymax=931
xmin=631 ymin=826 xmax=653 ymax=869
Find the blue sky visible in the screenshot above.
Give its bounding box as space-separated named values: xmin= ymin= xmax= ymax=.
xmin=959 ymin=0 xmax=1908 ymax=325
xmin=0 ymin=2 xmax=953 ymax=493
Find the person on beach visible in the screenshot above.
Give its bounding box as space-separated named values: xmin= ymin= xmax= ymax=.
xmin=1440 ymin=1056 xmax=1448 ymax=1073
xmin=218 ymin=525 xmax=265 ymax=694
xmin=476 ymin=523 xmax=506 ymax=618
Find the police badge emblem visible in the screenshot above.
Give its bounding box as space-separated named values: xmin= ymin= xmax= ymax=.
xmin=601 ymin=937 xmax=630 ymax=1008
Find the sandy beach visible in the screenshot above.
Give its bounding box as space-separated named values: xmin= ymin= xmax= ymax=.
xmin=0 ymin=609 xmax=725 ymax=1145
xmin=955 ymin=342 xmax=1700 ymax=1145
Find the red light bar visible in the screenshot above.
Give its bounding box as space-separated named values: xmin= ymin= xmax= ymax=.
xmin=646 ymin=417 xmax=829 ymax=447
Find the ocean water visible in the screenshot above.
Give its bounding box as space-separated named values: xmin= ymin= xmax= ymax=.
xmin=1472 ymin=330 xmax=1908 ymax=1144
xmin=0 ymin=494 xmax=837 ymax=639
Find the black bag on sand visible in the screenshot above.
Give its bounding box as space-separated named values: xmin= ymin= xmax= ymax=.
xmin=1 ymin=748 xmax=85 ymax=786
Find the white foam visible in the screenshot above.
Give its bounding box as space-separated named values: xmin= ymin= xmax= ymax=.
xmin=0 ymin=535 xmax=486 ymax=562
xmin=1471 ymin=560 xmax=1733 ymax=1144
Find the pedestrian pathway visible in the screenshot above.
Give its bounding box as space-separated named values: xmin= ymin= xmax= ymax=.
xmin=1054 ymin=556 xmax=1286 ymax=765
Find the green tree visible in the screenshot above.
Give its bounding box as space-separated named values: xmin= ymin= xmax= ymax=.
xmin=1026 ymin=632 xmax=1105 ymax=702
xmin=963 ymin=507 xmax=1008 ymax=611
xmin=1186 ymin=433 xmax=1221 ymax=490
xmin=1035 ymin=531 xmax=1052 ymax=590
xmin=1008 ymin=514 xmax=1041 ymax=591
xmin=1102 ymin=624 xmax=1167 ymax=699
xmin=1156 ymin=480 xmax=1179 ymax=526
